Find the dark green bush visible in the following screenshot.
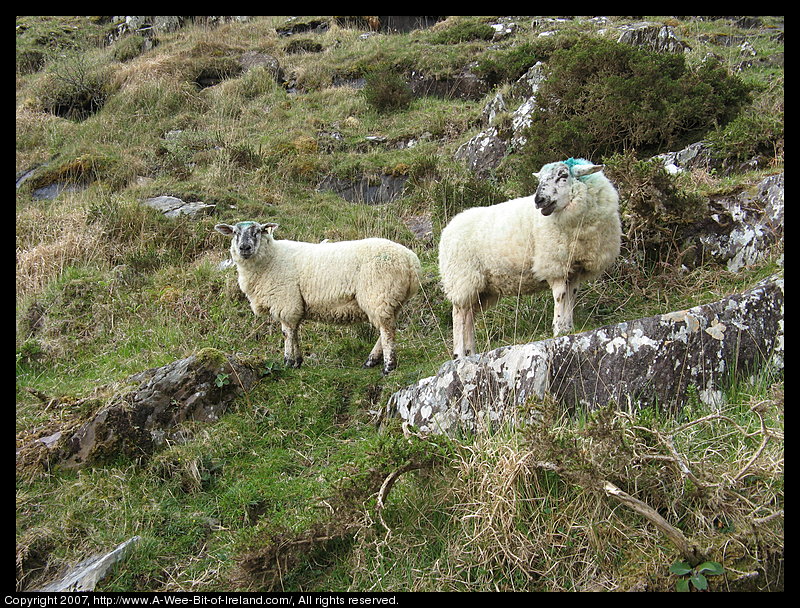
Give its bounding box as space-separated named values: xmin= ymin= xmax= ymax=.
xmin=706 ymin=109 xmax=784 ymax=167
xmin=603 ymin=151 xmax=705 ymax=261
xmin=429 ymin=19 xmax=496 ymax=44
xmin=362 ymin=65 xmax=414 ymax=114
xmin=519 ymin=37 xmax=751 ymax=169
xmin=474 ymin=42 xmax=539 ymax=86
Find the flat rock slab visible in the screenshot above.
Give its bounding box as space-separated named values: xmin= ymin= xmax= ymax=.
xmin=388 ymin=275 xmax=783 ymax=436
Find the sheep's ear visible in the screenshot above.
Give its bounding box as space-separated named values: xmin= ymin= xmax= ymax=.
xmin=532 ymin=171 xmax=541 ymax=179
xmin=215 ymin=224 xmax=235 ymax=236
xmin=571 ymin=164 xmax=604 ymax=178
xmin=261 ymin=222 xmax=279 ymax=235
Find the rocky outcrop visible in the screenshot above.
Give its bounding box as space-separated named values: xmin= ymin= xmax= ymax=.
xmin=616 ymin=21 xmax=691 ymax=53
xmin=16 ymin=349 xmax=261 ymax=470
xmin=686 ymin=172 xmax=784 ymax=271
xmin=387 ymin=275 xmax=783 ymax=436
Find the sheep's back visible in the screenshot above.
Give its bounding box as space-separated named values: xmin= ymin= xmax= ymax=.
xmin=292 ymin=238 xmax=420 ymax=323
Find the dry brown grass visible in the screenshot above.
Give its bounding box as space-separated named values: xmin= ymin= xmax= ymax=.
xmin=16 ymin=206 xmax=103 ymax=299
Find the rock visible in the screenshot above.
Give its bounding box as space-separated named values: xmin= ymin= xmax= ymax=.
xmin=617 ymin=21 xmax=690 ymax=54
xmin=693 ymin=172 xmax=784 ymax=272
xmin=142 ymin=195 xmax=215 ymax=218
xmin=317 ymin=174 xmax=408 ymax=205
xmin=653 ymin=141 xmax=719 ymax=174
xmin=403 ymin=214 xmax=434 ymax=245
xmin=454 ymin=130 xmax=507 ymax=178
xmin=238 ymin=51 xmax=283 ymax=82
xmin=17 ymin=350 xmax=261 ymax=470
xmin=387 ymin=275 xmax=783 ymax=436
xmin=36 ymin=536 xmax=141 ymax=592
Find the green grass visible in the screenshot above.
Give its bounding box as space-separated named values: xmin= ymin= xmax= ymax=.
xmin=16 ymin=16 xmax=783 ymax=592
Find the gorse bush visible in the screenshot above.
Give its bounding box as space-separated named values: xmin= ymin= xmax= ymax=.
xmin=520 ymin=37 xmax=751 ymax=167
xmin=362 ymin=65 xmax=413 ymax=114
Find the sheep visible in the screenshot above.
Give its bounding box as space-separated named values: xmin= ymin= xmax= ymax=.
xmin=215 ymin=221 xmax=421 ymax=374
xmin=439 ymin=158 xmax=621 ymax=358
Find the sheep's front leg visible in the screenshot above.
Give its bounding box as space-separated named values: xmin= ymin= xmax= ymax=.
xmin=280 ymin=321 xmax=303 ymax=368
xmin=551 ymin=278 xmax=579 ymax=336
xmin=452 ymin=304 xmax=476 ymax=358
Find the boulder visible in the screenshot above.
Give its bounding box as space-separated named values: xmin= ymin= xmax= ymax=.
xmin=387 ymin=275 xmax=783 ymax=436
xmin=617 ymin=21 xmax=690 ymax=54
xmin=688 ymin=172 xmax=784 ymax=271
xmin=17 ymin=350 xmax=261 ymax=470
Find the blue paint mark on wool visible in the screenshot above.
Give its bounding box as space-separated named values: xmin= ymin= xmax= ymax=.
xmin=236 ymin=221 xmax=257 ymax=227
xmin=563 ymin=157 xmax=593 ymax=181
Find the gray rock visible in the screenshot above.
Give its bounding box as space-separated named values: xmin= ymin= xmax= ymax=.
xmin=18 ymin=350 xmax=260 ymax=469
xmin=690 ymin=172 xmax=784 ymax=271
xmin=617 ymin=21 xmax=690 ymax=54
xmin=37 ymin=536 xmax=141 ymax=592
xmin=387 ymin=275 xmax=783 ymax=436
xmin=317 ymin=174 xmax=408 ymax=205
xmin=142 ymin=195 xmax=216 ymax=218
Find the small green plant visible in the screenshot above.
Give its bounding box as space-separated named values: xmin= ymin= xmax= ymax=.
xmin=261 ymin=360 xmax=284 ymax=377
xmin=669 ymin=560 xmax=724 ymax=592
xmin=362 ymin=65 xmax=413 ymax=114
xmin=214 ymin=373 xmax=230 ymax=388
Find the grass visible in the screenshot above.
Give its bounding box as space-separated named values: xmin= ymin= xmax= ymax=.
xmin=16 ymin=16 xmax=783 ymax=592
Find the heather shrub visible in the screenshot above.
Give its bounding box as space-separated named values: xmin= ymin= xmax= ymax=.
xmin=520 ymin=37 xmax=751 ymax=168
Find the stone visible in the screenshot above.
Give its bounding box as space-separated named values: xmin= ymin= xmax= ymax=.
xmin=17 ymin=350 xmax=261 ymax=470
xmin=690 ymin=172 xmax=784 ymax=271
xmin=142 ymin=195 xmax=216 ymax=218
xmin=387 ymin=275 xmax=783 ymax=436
xmin=317 ymin=174 xmax=408 ymax=205
xmin=37 ymin=537 xmax=141 ymax=592
xmin=617 ymin=21 xmax=690 ymax=54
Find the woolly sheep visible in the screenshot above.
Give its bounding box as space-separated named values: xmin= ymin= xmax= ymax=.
xmin=215 ymin=221 xmax=421 ymax=374
xmin=439 ymin=158 xmax=621 ymax=358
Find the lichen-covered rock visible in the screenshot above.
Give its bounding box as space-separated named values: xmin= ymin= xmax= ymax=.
xmin=17 ymin=350 xmax=261 ymax=470
xmin=696 ymin=172 xmax=784 ymax=272
xmin=387 ymin=275 xmax=783 ymax=436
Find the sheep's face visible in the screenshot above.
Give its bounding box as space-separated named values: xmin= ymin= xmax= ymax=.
xmin=215 ymin=221 xmax=278 ymax=261
xmin=533 ymin=161 xmax=604 ymax=216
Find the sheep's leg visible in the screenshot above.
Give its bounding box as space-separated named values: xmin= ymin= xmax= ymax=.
xmin=551 ymin=278 xmax=579 ymax=336
xmin=363 ymin=336 xmax=384 ymax=369
xmin=378 ymin=323 xmax=397 ymax=375
xmin=280 ymin=321 xmax=303 ymax=368
xmin=452 ymin=304 xmax=476 ymax=358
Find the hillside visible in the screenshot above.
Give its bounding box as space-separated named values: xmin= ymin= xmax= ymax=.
xmin=16 ymin=16 xmax=783 ymax=592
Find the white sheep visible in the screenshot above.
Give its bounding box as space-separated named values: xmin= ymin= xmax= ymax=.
xmin=215 ymin=221 xmax=421 ymax=374
xmin=439 ymin=158 xmax=621 ymax=358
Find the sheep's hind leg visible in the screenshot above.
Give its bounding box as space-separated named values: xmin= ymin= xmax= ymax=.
xmin=378 ymin=323 xmax=398 ymax=375
xmin=281 ymin=321 xmax=303 ymax=368
xmin=363 ymin=336 xmax=384 ymax=369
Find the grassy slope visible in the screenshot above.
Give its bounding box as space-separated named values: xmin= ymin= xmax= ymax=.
xmin=16 ymin=16 xmax=783 ymax=592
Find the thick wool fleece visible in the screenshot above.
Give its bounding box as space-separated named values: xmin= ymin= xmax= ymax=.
xmin=236 ymin=236 xmax=421 ymax=329
xmin=439 ymin=171 xmax=621 ymax=309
